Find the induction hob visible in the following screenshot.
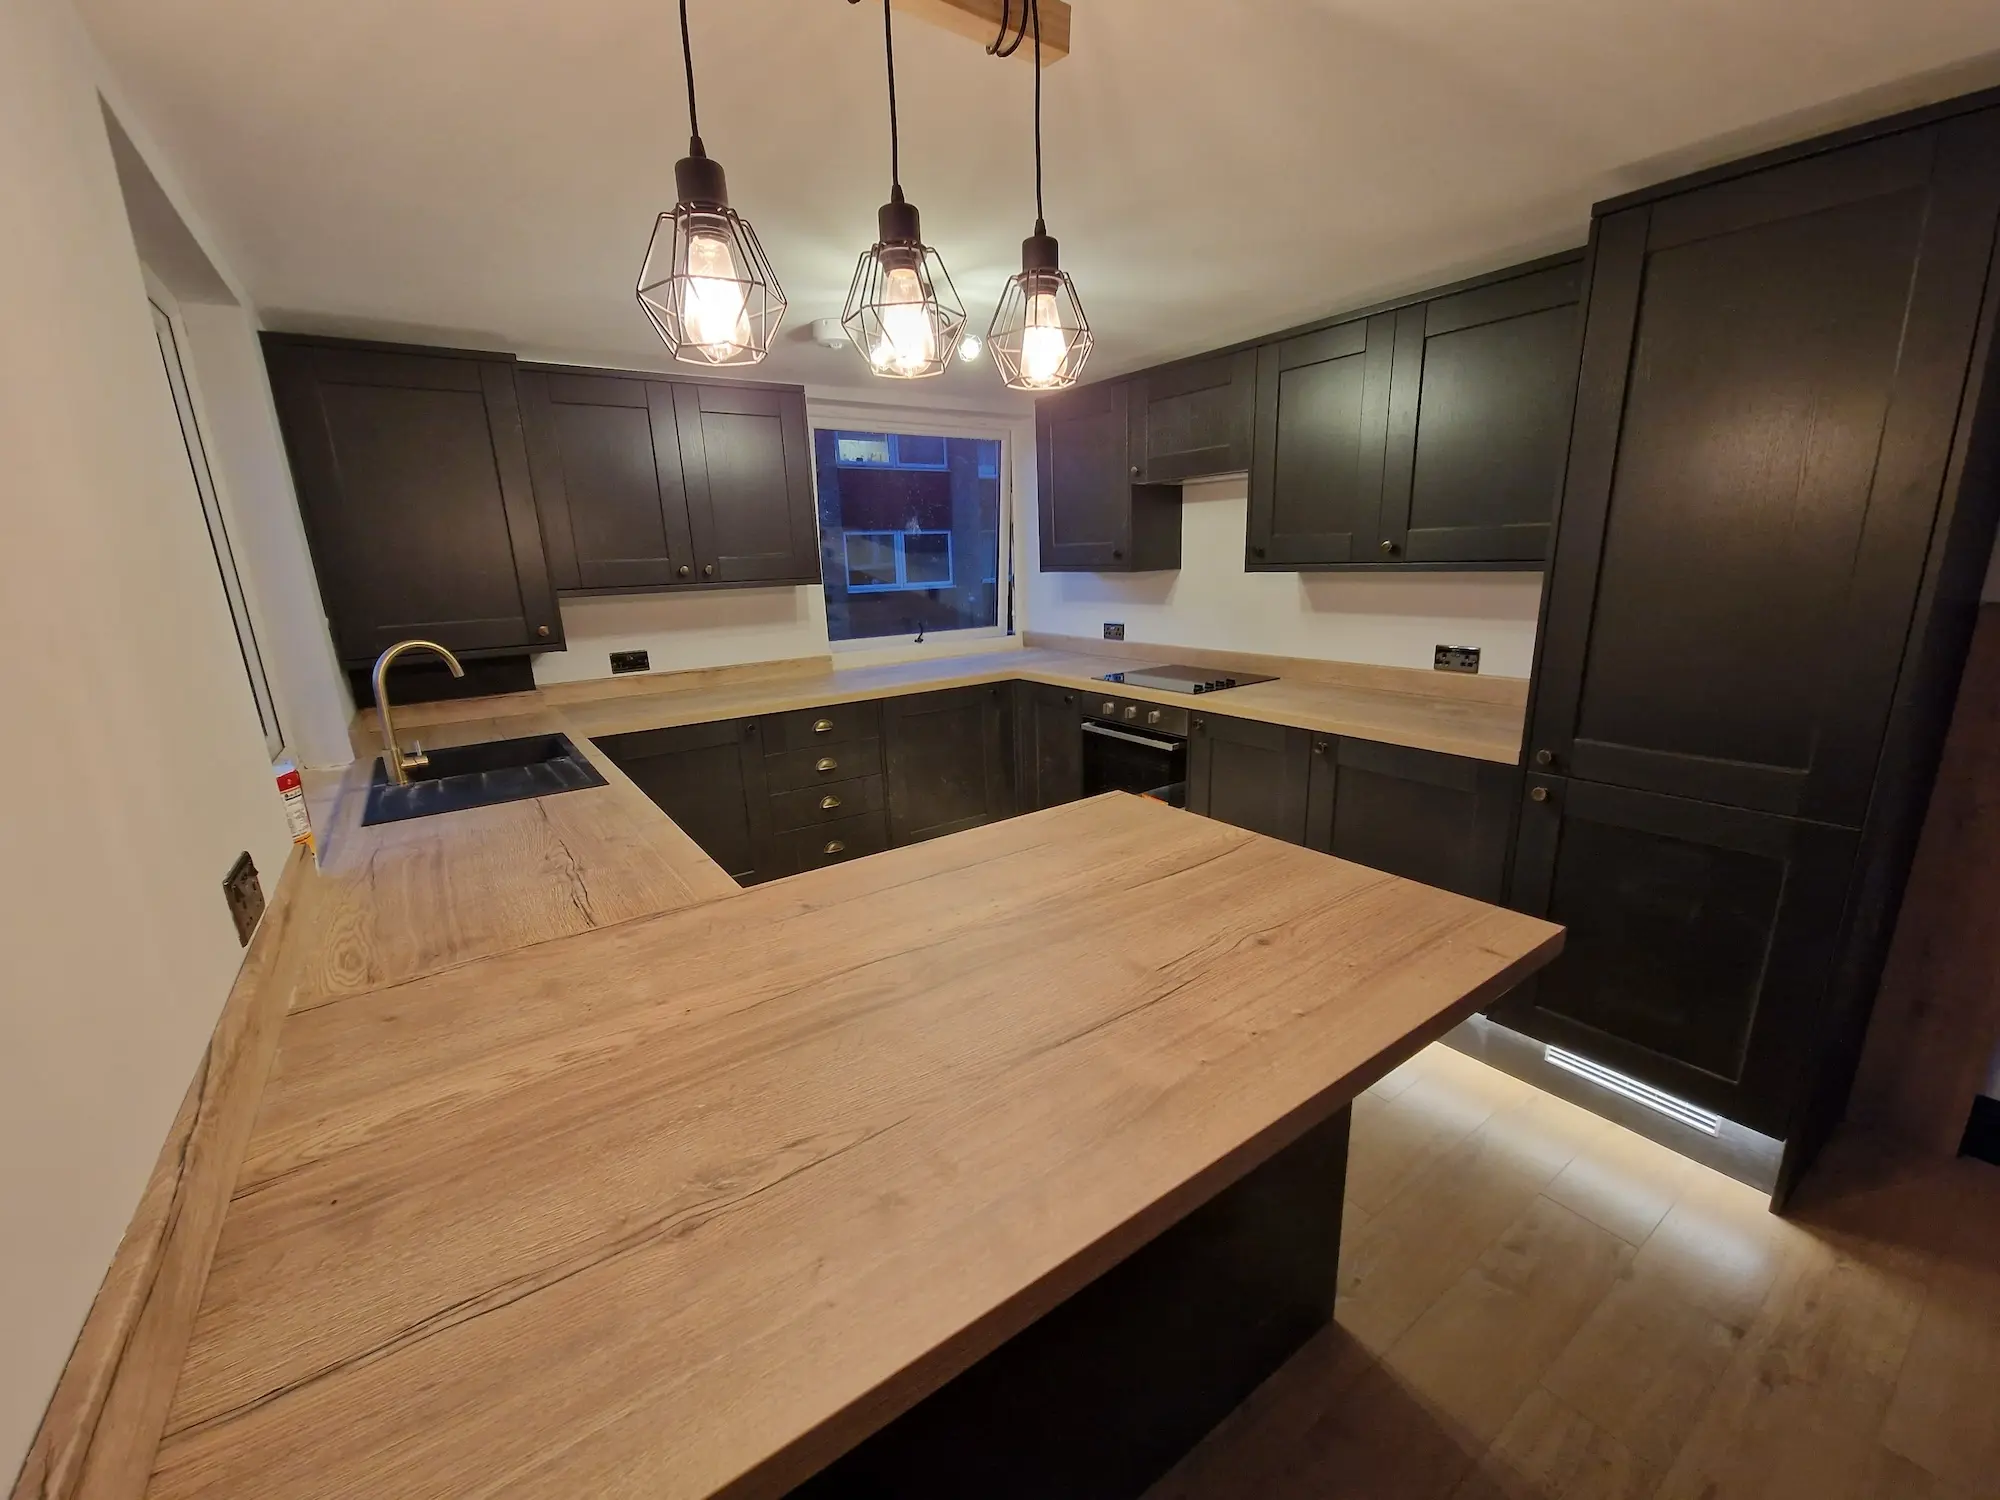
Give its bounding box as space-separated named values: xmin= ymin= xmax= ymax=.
xmin=1096 ymin=664 xmax=1278 ymax=695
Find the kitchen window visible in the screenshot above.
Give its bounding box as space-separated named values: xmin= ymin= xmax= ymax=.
xmin=812 ymin=422 xmax=1008 ymax=645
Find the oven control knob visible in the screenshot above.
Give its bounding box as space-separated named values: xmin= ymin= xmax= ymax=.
xmin=1101 ymin=700 xmax=1116 ymax=716
xmin=1124 ymin=705 xmax=1138 ymax=721
xmin=1147 ymin=709 xmax=1161 ymax=726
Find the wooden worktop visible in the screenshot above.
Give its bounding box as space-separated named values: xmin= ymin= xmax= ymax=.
xmin=149 ymin=795 xmax=1560 ymax=1500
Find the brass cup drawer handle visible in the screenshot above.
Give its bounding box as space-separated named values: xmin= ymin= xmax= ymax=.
xmin=823 ymin=839 xmax=847 ymax=855
xmin=820 ymin=794 xmax=842 ymax=811
xmin=815 ymin=757 xmax=838 ymax=773
xmin=812 ymin=718 xmax=835 ymax=734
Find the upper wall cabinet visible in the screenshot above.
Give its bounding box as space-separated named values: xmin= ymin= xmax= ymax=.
xmin=262 ymin=335 xmax=561 ymax=665
xmin=1128 ymin=350 xmax=1256 ymax=482
xmin=1036 ymin=379 xmax=1182 ymax=571
xmin=1247 ymin=255 xmax=1582 ymax=572
xmin=520 ymin=364 xmax=819 ymax=593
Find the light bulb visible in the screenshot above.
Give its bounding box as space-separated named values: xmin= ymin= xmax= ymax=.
xmin=681 ymin=231 xmax=750 ymax=359
xmin=872 ymin=265 xmax=937 ymax=376
xmin=1018 ymin=289 xmax=1071 ymax=387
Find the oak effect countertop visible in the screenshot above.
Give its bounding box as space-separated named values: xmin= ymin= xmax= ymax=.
xmin=152 ymin=795 xmax=1561 ymax=1500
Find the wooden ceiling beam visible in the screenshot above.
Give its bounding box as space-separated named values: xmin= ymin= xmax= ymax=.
xmin=889 ymin=0 xmax=1072 ymax=63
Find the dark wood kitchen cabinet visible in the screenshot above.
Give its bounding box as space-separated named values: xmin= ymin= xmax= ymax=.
xmin=884 ymin=684 xmax=1017 ymax=844
xmin=1186 ymin=713 xmax=1314 ymax=844
xmin=1014 ymin=681 xmax=1084 ymax=813
xmin=1037 ymin=380 xmax=1182 ymax=571
xmin=1310 ymin=738 xmax=1519 ymax=902
xmin=595 ymin=718 xmax=776 ymax=885
xmin=521 ymin=364 xmax=819 ymax=593
xmin=1378 ymin=258 xmax=1581 ymax=566
xmin=1500 ymin=775 xmax=1859 ymax=1137
xmin=1128 ymin=350 xmax=1256 ymax=482
xmin=261 ymin=335 xmax=561 ymax=664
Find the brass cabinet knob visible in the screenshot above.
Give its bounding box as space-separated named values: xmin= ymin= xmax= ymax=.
xmin=823 ymin=839 xmax=846 ymax=855
xmin=1111 ymin=548 xmax=1124 ymax=560
xmin=820 ymin=794 xmax=842 ymax=811
xmin=1529 ymin=786 xmax=1550 ymax=803
xmin=703 ymin=563 xmax=716 ymax=577
xmin=815 ymin=757 xmax=838 ymax=773
xmin=1130 ymin=465 xmax=1142 ymax=478
xmin=1313 ymin=740 xmax=1329 ymax=755
xmin=1534 ymin=748 xmax=1555 ymax=767
xmin=537 ymin=624 xmax=551 ymax=636
xmin=1251 ymin=545 xmax=1267 ymax=559
xmin=677 ymin=564 xmax=691 ymax=579
xmin=812 ymin=718 xmax=834 ymax=734
xmin=1379 ymin=538 xmax=1399 ymax=555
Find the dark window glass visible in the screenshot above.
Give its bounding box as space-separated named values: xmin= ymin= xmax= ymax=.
xmin=815 ymin=429 xmax=1003 ymax=641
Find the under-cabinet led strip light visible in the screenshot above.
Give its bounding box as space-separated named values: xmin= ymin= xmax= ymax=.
xmin=1544 ymin=1046 xmax=1723 ymax=1136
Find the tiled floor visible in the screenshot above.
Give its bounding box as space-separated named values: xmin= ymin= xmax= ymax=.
xmin=1147 ymin=1043 xmax=2000 ymax=1500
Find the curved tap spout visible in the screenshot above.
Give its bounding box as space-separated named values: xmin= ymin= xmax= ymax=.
xmin=371 ymin=640 xmax=466 ymax=786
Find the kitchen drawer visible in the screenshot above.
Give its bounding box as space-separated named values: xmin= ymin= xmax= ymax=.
xmin=770 ymin=774 xmax=885 ymax=831
xmin=780 ymin=811 xmax=889 ymax=874
xmin=765 ymin=737 xmax=884 ymax=792
xmin=763 ymin=701 xmax=883 ymax=754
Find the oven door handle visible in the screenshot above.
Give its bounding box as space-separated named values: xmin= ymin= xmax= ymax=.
xmin=1081 ymin=720 xmax=1186 ymax=752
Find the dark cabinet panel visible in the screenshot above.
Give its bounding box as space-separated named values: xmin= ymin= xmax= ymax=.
xmin=597 ymin=718 xmax=774 ymax=885
xmin=1533 ymin=122 xmax=2000 ymax=824
xmin=262 ymin=336 xmax=559 ymax=663
xmin=518 ymin=369 xmax=694 ymax=591
xmin=1129 ymin=350 xmax=1256 ymax=482
xmin=1015 ymin=681 xmax=1084 ymax=813
xmin=1501 ymin=776 xmax=1858 ymax=1135
xmin=765 ymin=738 xmax=884 ymax=794
xmin=762 ymin=700 xmax=884 ymax=754
xmin=672 ymin=382 xmax=820 ymax=585
xmin=1246 ymin=314 xmax=1396 ymax=567
xmin=1312 ymin=739 xmax=1519 ymax=902
xmin=1379 ymin=261 xmax=1581 ymax=566
xmin=1186 ymin=713 xmax=1313 ymax=844
xmin=770 ymin=774 xmax=886 ymax=832
xmin=777 ymin=810 xmax=891 ymax=876
xmin=884 ymin=684 xmax=1016 ymax=844
xmin=1037 ymin=380 xmax=1181 ymax=572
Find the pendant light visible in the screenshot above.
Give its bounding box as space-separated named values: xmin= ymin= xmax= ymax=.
xmin=636 ymin=0 xmax=786 ymax=365
xmin=987 ymin=0 xmax=1091 ymax=391
xmin=841 ymin=0 xmax=966 ymax=378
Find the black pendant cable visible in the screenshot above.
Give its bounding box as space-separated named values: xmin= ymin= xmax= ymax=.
xmin=635 ymin=0 xmax=786 ymax=365
xmin=987 ymin=0 xmax=1091 ymax=390
xmin=840 ymin=0 xmax=966 ymax=378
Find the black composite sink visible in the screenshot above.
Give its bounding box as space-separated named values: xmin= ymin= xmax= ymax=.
xmin=360 ymin=732 xmax=607 ymax=826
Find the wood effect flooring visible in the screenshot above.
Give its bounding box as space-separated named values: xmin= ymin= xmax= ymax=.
xmin=1148 ymin=1043 xmax=2000 ymax=1500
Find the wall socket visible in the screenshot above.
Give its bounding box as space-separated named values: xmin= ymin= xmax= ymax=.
xmin=1102 ymin=622 xmax=1125 ymax=641
xmin=609 ymin=649 xmax=651 ymax=675
xmin=1434 ymin=644 xmax=1481 ymax=674
xmin=222 ymin=852 xmax=264 ymax=947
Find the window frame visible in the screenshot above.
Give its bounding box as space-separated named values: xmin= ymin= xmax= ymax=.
xmin=807 ymin=401 xmax=1021 ymax=654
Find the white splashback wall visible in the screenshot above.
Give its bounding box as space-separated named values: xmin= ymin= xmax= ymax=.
xmin=1024 ymin=478 xmax=1544 ymax=677
xmin=533 ymin=586 xmax=833 ymax=684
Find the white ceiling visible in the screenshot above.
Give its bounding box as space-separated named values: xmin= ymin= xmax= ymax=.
xmin=77 ymin=0 xmax=2000 ymax=398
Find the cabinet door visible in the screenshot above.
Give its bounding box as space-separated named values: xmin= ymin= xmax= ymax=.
xmin=1532 ymin=116 xmax=2000 ymax=824
xmin=1501 ymin=775 xmax=1859 ymax=1135
xmin=1316 ymin=739 xmax=1520 ymax=901
xmin=1378 ymin=260 xmax=1581 ymax=566
xmin=518 ymin=368 xmax=695 ymax=591
xmin=262 ymin=337 xmax=560 ymax=663
xmin=1037 ymin=382 xmax=1183 ymax=571
xmin=1186 ymin=713 xmax=1313 ymax=843
xmin=884 ymin=684 xmax=1016 ymax=844
xmin=1247 ymin=313 xmax=1396 ymax=567
xmin=1130 ymin=350 xmax=1256 ymax=482
xmin=1014 ymin=681 xmax=1084 ymax=813
xmin=672 ymin=382 xmax=820 ymax=585
xmin=596 ymin=718 xmax=775 ymax=884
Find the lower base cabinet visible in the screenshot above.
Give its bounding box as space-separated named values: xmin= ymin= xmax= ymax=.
xmin=1015 ymin=681 xmax=1084 ymax=813
xmin=1316 ymin=739 xmax=1519 ymax=902
xmin=884 ymin=685 xmax=1017 ymax=845
xmin=1186 ymin=714 xmax=1315 ymax=842
xmin=1496 ymin=774 xmax=1859 ymax=1136
xmin=597 ymin=719 xmax=776 ymax=885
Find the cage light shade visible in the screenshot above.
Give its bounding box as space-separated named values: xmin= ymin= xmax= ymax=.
xmin=990 ymin=264 xmax=1092 ymax=390
xmin=637 ymin=163 xmax=786 ymax=366
xmin=841 ymin=201 xmax=966 ymax=379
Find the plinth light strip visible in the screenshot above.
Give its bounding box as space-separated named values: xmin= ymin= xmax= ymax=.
xmin=1545 ymin=1046 xmax=1723 ymax=1136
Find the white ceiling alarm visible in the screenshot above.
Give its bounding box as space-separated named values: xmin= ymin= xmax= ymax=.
xmin=811 ymin=317 xmax=849 ymax=350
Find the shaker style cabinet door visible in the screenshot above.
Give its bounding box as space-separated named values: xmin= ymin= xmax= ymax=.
xmin=884 ymin=684 xmax=1016 ymax=844
xmin=1186 ymin=713 xmax=1314 ymax=844
xmin=1246 ymin=313 xmax=1396 ymax=568
xmin=1128 ymin=350 xmax=1256 ymax=482
xmin=1501 ymin=775 xmax=1859 ymax=1136
xmin=595 ymin=718 xmax=777 ymax=885
xmin=1014 ymin=681 xmax=1084 ymax=813
xmin=671 ymin=382 xmax=821 ymax=586
xmin=1316 ymin=739 xmax=1519 ymax=902
xmin=518 ymin=367 xmax=695 ymax=591
xmin=1037 ymin=379 xmax=1183 ymax=572
xmin=1377 ymin=259 xmax=1582 ymax=566
xmin=1530 ymin=116 xmax=2000 ymax=825
xmin=262 ymin=336 xmax=561 ymax=663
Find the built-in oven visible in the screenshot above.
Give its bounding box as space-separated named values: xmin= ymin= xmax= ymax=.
xmin=1080 ymin=693 xmax=1190 ymax=807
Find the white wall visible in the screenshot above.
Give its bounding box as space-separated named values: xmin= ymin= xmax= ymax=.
xmin=0 ymin=0 xmax=295 ymax=1474
xmin=1024 ymin=477 xmax=1545 ymax=677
